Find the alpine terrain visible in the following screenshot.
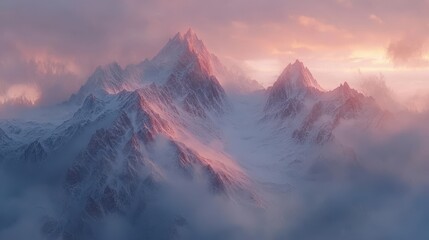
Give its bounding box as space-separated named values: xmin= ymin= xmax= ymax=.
xmin=0 ymin=29 xmax=391 ymax=240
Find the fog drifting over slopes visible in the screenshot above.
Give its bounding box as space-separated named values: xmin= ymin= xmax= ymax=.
xmin=2 ymin=79 xmax=429 ymax=239
xmin=1 ymin=0 xmax=429 ymax=238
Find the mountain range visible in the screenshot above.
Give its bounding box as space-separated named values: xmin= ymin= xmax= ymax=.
xmin=0 ymin=29 xmax=388 ymax=240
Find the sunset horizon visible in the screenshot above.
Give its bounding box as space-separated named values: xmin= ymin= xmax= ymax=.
xmin=1 ymin=1 xmax=429 ymax=240
xmin=1 ymin=0 xmax=429 ymax=110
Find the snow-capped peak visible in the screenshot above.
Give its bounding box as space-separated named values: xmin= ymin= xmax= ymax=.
xmin=68 ymin=62 xmax=130 ymax=104
xmin=67 ymin=29 xmax=263 ymax=105
xmin=89 ymin=62 xmax=124 ymax=88
xmin=182 ymin=28 xmax=208 ymax=55
xmin=276 ymin=60 xmax=323 ymax=92
xmin=152 ymin=28 xmax=213 ymax=75
xmin=329 ymin=81 xmax=362 ymax=101
xmin=337 ymin=81 xmax=352 ymax=93
xmin=154 ymin=29 xmax=262 ymax=93
xmin=265 ymin=60 xmax=323 ymax=108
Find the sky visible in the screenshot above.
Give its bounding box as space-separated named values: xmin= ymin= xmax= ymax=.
xmin=0 ymin=0 xmax=428 ymax=106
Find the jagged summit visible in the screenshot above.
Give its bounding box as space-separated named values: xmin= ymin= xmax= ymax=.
xmin=266 ymin=60 xmax=323 ymax=108
xmin=329 ymin=81 xmax=363 ymax=102
xmin=333 ymin=81 xmax=351 ymax=91
xmin=69 ymin=29 xmax=265 ymax=105
xmin=171 ymin=28 xmax=198 ymax=41
xmin=264 ymin=61 xmax=384 ymax=144
xmin=169 ymin=29 xmax=263 ymax=93
xmin=152 ymin=28 xmax=213 ymax=75
xmin=276 ymin=59 xmax=323 ymax=92
xmin=69 ymin=61 xmax=134 ymax=104
xmin=156 ymin=28 xmax=209 ymax=57
xmin=88 ymin=62 xmax=125 ymax=93
xmin=69 ymin=29 xmax=214 ymax=104
xmin=0 ymin=28 xmax=393 ymax=240
xmin=336 ymin=81 xmax=352 ymax=94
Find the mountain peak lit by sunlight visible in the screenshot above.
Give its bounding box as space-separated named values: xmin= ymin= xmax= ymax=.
xmin=1 ymin=1 xmax=429 ymax=240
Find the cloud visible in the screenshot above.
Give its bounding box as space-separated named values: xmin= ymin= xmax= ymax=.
xmin=335 ymin=0 xmax=353 ymax=7
xmin=296 ymin=16 xmax=339 ymax=33
xmin=386 ymin=26 xmax=429 ymax=67
xmin=356 ymin=73 xmax=404 ymax=112
xmin=286 ymin=108 xmax=429 ymax=240
xmin=369 ymin=14 xmax=383 ymax=24
xmin=405 ymin=92 xmax=429 ymax=112
xmin=0 ymin=0 xmax=156 ymax=106
xmin=0 ymin=84 xmax=40 ymax=105
xmin=0 ymin=0 xmax=429 ymax=106
xmin=1 ymin=75 xmax=429 ymax=239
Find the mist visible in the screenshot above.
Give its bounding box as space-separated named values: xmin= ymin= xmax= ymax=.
xmin=1 ymin=77 xmax=429 ymax=240
xmin=1 ymin=0 xmax=429 ymax=109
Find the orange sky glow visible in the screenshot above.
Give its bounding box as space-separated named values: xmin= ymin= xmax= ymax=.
xmin=0 ymin=0 xmax=428 ymax=106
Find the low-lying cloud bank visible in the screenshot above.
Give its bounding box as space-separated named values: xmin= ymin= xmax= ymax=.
xmin=2 ymin=81 xmax=429 ymax=239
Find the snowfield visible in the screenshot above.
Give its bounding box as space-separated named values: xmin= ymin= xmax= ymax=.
xmin=1 ymin=30 xmax=429 ymax=240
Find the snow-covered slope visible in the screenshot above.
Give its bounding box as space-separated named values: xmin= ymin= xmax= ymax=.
xmin=69 ymin=29 xmax=261 ymax=105
xmin=263 ymin=60 xmax=386 ymax=144
xmin=0 ymin=31 xmax=390 ymax=240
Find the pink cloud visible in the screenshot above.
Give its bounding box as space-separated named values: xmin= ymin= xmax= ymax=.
xmin=297 ymin=16 xmax=339 ymax=33
xmin=0 ymin=0 xmax=428 ymax=107
xmin=387 ymin=32 xmax=429 ymax=67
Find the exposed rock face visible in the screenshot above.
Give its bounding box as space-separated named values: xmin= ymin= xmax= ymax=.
xmin=20 ymin=140 xmax=48 ymax=163
xmin=11 ymin=31 xmax=254 ymax=239
xmin=265 ymin=60 xmax=322 ymax=110
xmin=0 ymin=128 xmax=12 ymax=146
xmin=264 ymin=60 xmax=384 ymax=144
xmin=0 ymin=31 xmax=390 ymax=240
xmin=57 ymin=86 xmax=254 ymax=239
